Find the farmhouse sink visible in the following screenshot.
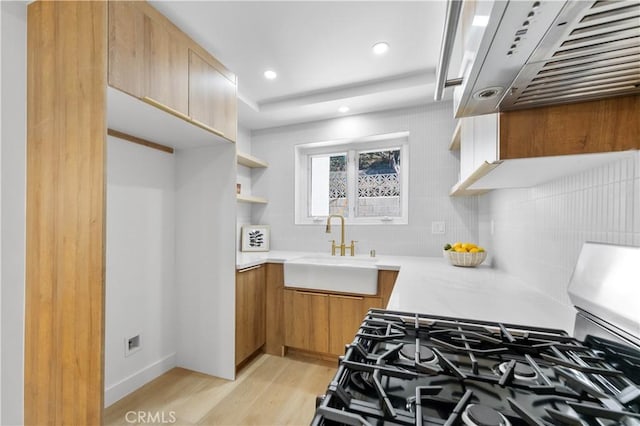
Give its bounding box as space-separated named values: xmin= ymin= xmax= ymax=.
xmin=284 ymin=254 xmax=378 ymax=295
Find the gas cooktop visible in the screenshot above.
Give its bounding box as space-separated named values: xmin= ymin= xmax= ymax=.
xmin=312 ymin=309 xmax=640 ymax=426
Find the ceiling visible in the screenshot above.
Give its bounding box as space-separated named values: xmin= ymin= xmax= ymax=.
xmin=151 ymin=1 xmax=452 ymax=130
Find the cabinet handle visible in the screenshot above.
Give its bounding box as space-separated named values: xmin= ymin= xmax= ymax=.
xmin=332 ymin=294 xmax=364 ymax=301
xmin=295 ymin=290 xmax=328 ymax=297
xmin=190 ymin=118 xmax=226 ymax=138
xmin=142 ymin=96 xmax=191 ymax=122
xmin=237 ymin=265 xmax=262 ymax=273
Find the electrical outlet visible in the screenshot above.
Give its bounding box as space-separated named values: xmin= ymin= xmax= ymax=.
xmin=125 ymin=334 xmax=141 ymax=357
xmin=431 ymin=221 xmax=446 ymax=234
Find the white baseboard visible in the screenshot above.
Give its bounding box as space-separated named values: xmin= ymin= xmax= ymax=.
xmin=105 ymin=353 xmax=177 ymax=407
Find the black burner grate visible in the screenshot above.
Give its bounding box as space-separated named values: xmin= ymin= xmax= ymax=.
xmin=312 ymin=309 xmax=640 ymax=426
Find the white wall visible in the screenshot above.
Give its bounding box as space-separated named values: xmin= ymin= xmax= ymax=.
xmin=479 ymin=151 xmax=640 ymax=306
xmin=251 ymin=103 xmax=478 ymax=256
xmin=105 ymin=137 xmax=177 ymax=406
xmin=0 ymin=2 xmax=26 ymax=424
xmin=236 ymin=125 xmax=253 ymax=247
xmin=175 ymin=143 xmax=237 ymax=380
xmin=1 ymin=3 xmax=3 ymax=421
xmin=1 ymin=3 xmax=4 ymax=420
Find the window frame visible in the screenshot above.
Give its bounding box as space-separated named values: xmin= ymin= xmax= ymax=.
xmin=295 ymin=132 xmax=409 ymax=225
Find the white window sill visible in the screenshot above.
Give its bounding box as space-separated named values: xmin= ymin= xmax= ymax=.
xmin=297 ymin=216 xmax=408 ymax=226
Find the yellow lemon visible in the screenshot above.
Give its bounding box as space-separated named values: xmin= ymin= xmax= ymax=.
xmin=469 ymin=248 xmax=479 ymax=253
xmin=452 ymin=242 xmax=462 ymax=249
xmin=454 ymin=247 xmax=467 ymax=253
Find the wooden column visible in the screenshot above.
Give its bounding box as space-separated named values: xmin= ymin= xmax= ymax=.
xmin=25 ymin=1 xmax=107 ymax=424
xmin=265 ymin=263 xmax=285 ymax=356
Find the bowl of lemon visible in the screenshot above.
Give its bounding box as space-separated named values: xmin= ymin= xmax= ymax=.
xmin=443 ymin=242 xmax=487 ymax=267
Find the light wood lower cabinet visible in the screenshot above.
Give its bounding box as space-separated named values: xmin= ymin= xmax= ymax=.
xmin=328 ymin=295 xmax=382 ymax=355
xmin=283 ymin=289 xmax=382 ymax=356
xmin=236 ymin=265 xmax=266 ymax=366
xmin=283 ymin=290 xmax=330 ymax=353
xmin=245 ymin=265 xmax=398 ymax=362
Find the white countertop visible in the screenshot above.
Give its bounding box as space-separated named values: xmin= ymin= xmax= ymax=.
xmin=236 ymin=250 xmax=576 ymax=333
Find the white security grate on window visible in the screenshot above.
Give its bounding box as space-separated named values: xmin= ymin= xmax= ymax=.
xmin=329 ymin=171 xmax=347 ymax=199
xmin=296 ymin=131 xmax=409 ymax=224
xmin=357 ymin=173 xmax=400 ymax=197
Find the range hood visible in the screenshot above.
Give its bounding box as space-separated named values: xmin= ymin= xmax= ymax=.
xmin=451 ymin=0 xmax=640 ymax=117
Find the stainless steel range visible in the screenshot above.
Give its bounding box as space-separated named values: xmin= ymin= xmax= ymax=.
xmin=313 ymin=243 xmax=640 ymax=425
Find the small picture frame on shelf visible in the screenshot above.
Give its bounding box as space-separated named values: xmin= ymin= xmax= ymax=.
xmin=241 ymin=225 xmax=270 ymax=252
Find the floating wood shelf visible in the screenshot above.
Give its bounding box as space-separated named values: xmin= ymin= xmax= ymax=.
xmin=450 ymin=151 xmax=636 ymax=196
xmin=449 ymin=161 xmax=499 ymax=196
xmin=237 ymin=194 xmax=268 ymax=204
xmin=449 ymin=121 xmax=461 ymax=151
xmin=237 ymin=152 xmax=268 ymax=168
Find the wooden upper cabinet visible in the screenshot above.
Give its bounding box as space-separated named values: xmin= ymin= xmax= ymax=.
xmin=499 ymin=95 xmax=640 ymax=160
xmin=452 ymin=95 xmax=640 ymax=196
xmin=108 ymin=1 xmax=189 ymax=116
xmin=143 ymin=13 xmax=189 ymax=117
xmin=189 ymin=50 xmax=238 ymax=142
xmin=108 ymin=1 xmax=238 ymax=142
xmin=108 ymin=1 xmax=144 ymax=98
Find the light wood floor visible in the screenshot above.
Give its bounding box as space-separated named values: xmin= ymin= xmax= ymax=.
xmin=104 ymin=354 xmax=337 ymax=426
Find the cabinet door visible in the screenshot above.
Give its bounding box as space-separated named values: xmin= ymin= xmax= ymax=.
xmin=189 ymin=50 xmax=237 ymax=141
xmin=460 ymin=114 xmax=499 ymax=182
xmin=143 ymin=13 xmax=189 ymax=116
xmin=459 ymin=117 xmax=475 ymax=183
xmin=283 ymin=289 xmax=329 ymax=353
xmin=235 ymin=266 xmax=266 ymax=365
xmin=108 ymin=1 xmax=144 ymax=97
xmin=328 ymin=295 xmax=381 ymax=355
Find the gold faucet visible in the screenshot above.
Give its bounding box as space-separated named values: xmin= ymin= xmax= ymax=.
xmin=325 ymin=214 xmax=356 ymax=256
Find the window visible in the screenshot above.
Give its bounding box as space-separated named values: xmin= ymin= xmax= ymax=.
xmin=295 ymin=132 xmax=409 ymax=224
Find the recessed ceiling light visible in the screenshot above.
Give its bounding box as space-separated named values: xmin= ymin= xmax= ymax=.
xmin=263 ymin=70 xmax=277 ymax=80
xmin=372 ymin=42 xmax=389 ymax=55
xmin=338 ymin=106 xmax=350 ymax=113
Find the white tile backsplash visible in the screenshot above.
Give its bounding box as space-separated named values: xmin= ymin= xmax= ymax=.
xmin=250 ymin=103 xmax=478 ymax=256
xmin=479 ymin=151 xmax=639 ymax=306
